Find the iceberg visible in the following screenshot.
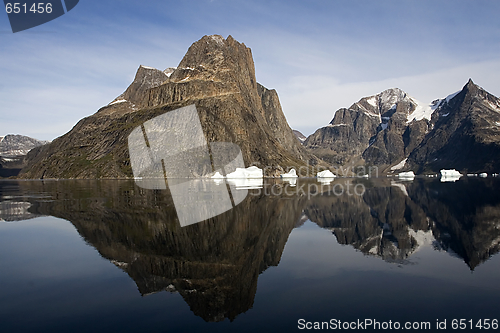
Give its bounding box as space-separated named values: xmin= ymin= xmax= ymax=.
xmin=226 ymin=166 xmax=263 ymax=179
xmin=398 ymin=171 xmax=415 ymax=180
xmin=211 ymin=171 xmax=225 ymax=179
xmin=440 ymin=169 xmax=462 ymax=182
xmin=284 ymin=178 xmax=297 ymax=187
xmin=317 ymin=170 xmax=336 ymax=178
xmin=281 ymin=168 xmax=298 ymax=178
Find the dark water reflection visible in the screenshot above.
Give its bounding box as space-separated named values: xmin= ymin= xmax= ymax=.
xmin=1 ymin=178 xmax=500 ymax=332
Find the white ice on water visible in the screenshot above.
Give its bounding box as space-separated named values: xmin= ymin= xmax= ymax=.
xmin=281 ymin=169 xmax=298 ymax=178
xmin=317 ymin=170 xmax=335 ymax=178
xmin=440 ymin=169 xmax=462 ymax=182
xmin=226 ymin=166 xmax=263 ymax=179
xmin=398 ymin=171 xmax=415 ymax=180
xmin=211 ymin=172 xmax=224 ymax=179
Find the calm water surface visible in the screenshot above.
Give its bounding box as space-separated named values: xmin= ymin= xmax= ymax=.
xmin=1 ymin=178 xmax=499 ymax=332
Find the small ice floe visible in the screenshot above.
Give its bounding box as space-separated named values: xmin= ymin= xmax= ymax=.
xmin=317 ymin=170 xmax=336 ymax=184
xmin=467 ymin=174 xmax=477 ymax=177
xmin=281 ymin=168 xmax=298 ymax=178
xmin=493 ymin=173 xmax=499 ymax=177
xmin=211 ymin=172 xmax=225 ymax=179
xmin=440 ymin=169 xmax=462 ymax=182
xmin=317 ymin=170 xmax=336 ymax=178
xmin=226 ymin=166 xmax=263 ymax=179
xmin=479 ymin=173 xmax=488 ymax=178
xmin=398 ymin=171 xmax=415 ymax=180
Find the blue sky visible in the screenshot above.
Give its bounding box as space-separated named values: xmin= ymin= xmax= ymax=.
xmin=1 ymin=0 xmax=499 ymax=140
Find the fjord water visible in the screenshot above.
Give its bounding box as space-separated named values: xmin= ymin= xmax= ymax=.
xmin=1 ymin=178 xmax=499 ymax=332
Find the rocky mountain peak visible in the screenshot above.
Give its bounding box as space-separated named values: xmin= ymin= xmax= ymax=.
xmin=0 ymin=134 xmax=48 ymax=157
xmin=169 ymin=35 xmax=256 ymax=89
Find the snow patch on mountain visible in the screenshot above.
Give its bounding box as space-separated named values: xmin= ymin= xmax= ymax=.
xmin=391 ymin=158 xmax=408 ymax=171
xmin=109 ymin=99 xmax=127 ymax=106
xmin=366 ymin=96 xmax=377 ymax=107
xmin=406 ymin=98 xmax=434 ymax=123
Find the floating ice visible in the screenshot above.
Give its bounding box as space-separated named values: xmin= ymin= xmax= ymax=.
xmin=317 ymin=170 xmax=335 ymax=178
xmin=226 ymin=166 xmax=263 ymax=179
xmin=398 ymin=171 xmax=415 ymax=180
xmin=479 ymin=173 xmax=488 ymax=178
xmin=281 ymin=169 xmax=298 ymax=178
xmin=211 ymin=172 xmax=224 ymax=179
xmin=440 ymin=169 xmax=462 ymax=182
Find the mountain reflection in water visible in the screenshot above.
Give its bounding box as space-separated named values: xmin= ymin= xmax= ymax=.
xmin=1 ymin=177 xmax=500 ymax=325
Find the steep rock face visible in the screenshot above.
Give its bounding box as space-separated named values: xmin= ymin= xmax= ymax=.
xmin=20 ymin=35 xmax=321 ymax=179
xmin=304 ymin=88 xmax=430 ymax=168
xmin=406 ymin=80 xmax=500 ymax=173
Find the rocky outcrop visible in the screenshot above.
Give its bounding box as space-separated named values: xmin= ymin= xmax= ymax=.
xmin=20 ymin=35 xmax=321 ymax=179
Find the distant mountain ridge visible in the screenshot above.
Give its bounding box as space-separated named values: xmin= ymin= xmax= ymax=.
xmin=0 ymin=134 xmax=48 ymax=157
xmin=304 ymin=80 xmax=500 ymax=174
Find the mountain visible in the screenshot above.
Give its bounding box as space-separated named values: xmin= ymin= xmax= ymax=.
xmin=292 ymin=130 xmax=306 ymax=143
xmin=20 ymin=35 xmax=322 ymax=179
xmin=405 ymin=80 xmax=500 ymax=173
xmin=304 ymin=80 xmax=500 ymax=174
xmin=0 ymin=134 xmax=48 ymax=157
xmin=304 ymin=88 xmax=431 ymax=167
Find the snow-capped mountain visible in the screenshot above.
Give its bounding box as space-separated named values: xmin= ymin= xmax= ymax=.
xmin=304 ymin=80 xmax=500 ymax=173
xmin=0 ymin=134 xmax=48 ymax=157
